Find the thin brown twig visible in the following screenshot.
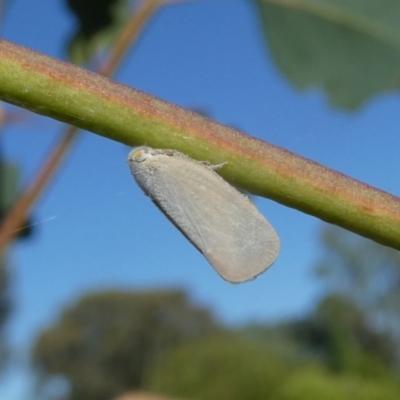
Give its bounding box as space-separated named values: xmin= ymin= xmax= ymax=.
xmin=101 ymin=0 xmax=183 ymax=76
xmin=0 ymin=127 xmax=77 ymax=245
xmin=0 ymin=0 xmax=176 ymax=252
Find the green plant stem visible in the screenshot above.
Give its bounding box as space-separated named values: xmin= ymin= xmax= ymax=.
xmin=0 ymin=39 xmax=399 ymax=249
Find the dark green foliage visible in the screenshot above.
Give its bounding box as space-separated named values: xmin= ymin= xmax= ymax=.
xmin=65 ymin=0 xmax=130 ymax=64
xmin=32 ymin=289 xmax=223 ymax=400
xmin=66 ymin=0 xmax=122 ymax=39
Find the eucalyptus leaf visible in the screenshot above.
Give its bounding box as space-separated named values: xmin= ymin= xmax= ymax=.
xmin=256 ymin=0 xmax=400 ymax=109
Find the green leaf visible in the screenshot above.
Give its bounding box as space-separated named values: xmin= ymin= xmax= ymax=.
xmin=256 ymin=0 xmax=400 ymax=109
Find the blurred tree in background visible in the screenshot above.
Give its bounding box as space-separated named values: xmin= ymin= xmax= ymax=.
xmin=243 ymin=294 xmax=396 ymax=377
xmin=277 ymin=368 xmax=400 ymax=400
xmin=241 ymin=225 xmax=400 ymax=378
xmin=316 ymin=225 xmax=400 ymax=361
xmin=32 ymin=289 xmax=223 ymax=400
xmin=289 ymin=294 xmax=396 ymax=376
xmin=144 ymin=313 xmax=400 ymax=400
xmin=144 ymin=334 xmax=288 ymax=400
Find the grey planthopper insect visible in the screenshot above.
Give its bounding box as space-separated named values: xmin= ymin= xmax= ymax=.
xmin=128 ymin=146 xmax=280 ymax=283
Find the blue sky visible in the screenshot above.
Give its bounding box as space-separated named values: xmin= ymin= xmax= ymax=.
xmin=1 ymin=0 xmax=400 ymax=398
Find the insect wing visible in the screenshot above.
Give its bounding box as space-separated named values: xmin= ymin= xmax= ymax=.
xmin=128 ymin=147 xmax=280 ymax=283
